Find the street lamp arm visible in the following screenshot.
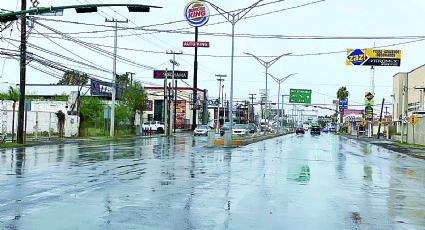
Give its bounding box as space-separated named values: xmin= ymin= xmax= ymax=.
xmin=269 ymin=52 xmax=292 ymax=67
xmin=281 ymin=73 xmax=297 ymax=83
xmin=267 ymin=72 xmax=280 ymax=83
xmin=200 ymin=0 xmax=265 ymax=24
xmin=244 ymin=52 xmax=267 ymax=67
xmin=235 ymin=0 xmax=265 ymax=23
xmin=199 ymin=0 xmax=233 ymax=23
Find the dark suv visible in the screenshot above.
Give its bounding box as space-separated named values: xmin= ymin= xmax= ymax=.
xmin=220 ymin=122 xmax=235 ymax=136
xmin=310 ymin=125 xmax=321 ymax=135
xmin=295 ymin=127 xmax=305 ymax=134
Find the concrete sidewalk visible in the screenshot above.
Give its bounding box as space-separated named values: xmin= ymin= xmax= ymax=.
xmin=343 ymin=135 xmax=425 ymax=160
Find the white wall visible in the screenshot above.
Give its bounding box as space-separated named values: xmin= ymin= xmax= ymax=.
xmin=0 ymin=100 xmax=79 ymax=137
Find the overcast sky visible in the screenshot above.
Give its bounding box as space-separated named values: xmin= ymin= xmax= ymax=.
xmin=2 ymin=0 xmax=425 ymax=115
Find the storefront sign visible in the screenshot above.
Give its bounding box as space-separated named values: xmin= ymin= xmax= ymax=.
xmin=153 ymin=70 xmax=189 ymax=79
xmin=184 ymin=1 xmax=209 ymax=27
xmin=183 ymin=41 xmax=210 ymax=47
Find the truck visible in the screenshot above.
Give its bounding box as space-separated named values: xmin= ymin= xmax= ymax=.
xmin=142 ymin=121 xmax=165 ymax=134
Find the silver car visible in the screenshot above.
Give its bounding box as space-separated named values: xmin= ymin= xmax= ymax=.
xmin=232 ymin=124 xmax=248 ymax=136
xmin=193 ymin=125 xmax=209 ymax=136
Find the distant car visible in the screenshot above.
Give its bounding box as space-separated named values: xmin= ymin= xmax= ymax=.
xmin=246 ymin=123 xmax=258 ymax=134
xmin=321 ymin=127 xmax=329 ymax=132
xmin=311 ymin=125 xmax=321 ymax=135
xmin=220 ymin=122 xmax=235 ymax=136
xmin=193 ymin=125 xmax=209 ymax=136
xmin=232 ymin=124 xmax=248 ymax=136
xmin=260 ymin=119 xmax=269 ymax=132
xmin=296 ymin=127 xmax=305 ymax=134
xmin=329 ymin=126 xmax=336 ymax=132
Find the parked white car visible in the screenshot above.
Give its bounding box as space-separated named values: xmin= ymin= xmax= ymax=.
xmin=193 ymin=125 xmax=209 ymax=136
xmin=232 ymin=124 xmax=248 ymax=136
xmin=142 ymin=121 xmax=165 ymax=134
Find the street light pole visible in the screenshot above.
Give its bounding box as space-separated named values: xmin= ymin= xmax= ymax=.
xmin=245 ymin=52 xmax=292 ymax=121
xmin=200 ymin=0 xmax=264 ymax=139
xmin=267 ymin=73 xmax=297 ymax=118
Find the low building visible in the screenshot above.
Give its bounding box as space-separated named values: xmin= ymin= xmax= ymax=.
xmin=141 ymin=87 xmax=208 ymax=129
xmin=393 ymin=64 xmax=425 ymax=144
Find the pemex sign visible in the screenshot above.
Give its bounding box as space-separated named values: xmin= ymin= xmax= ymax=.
xmin=346 ymin=49 xmax=401 ymax=67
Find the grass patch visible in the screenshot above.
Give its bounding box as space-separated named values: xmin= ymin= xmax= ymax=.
xmin=395 ymin=143 xmax=425 ymax=150
xmin=0 ymin=142 xmax=34 ymax=148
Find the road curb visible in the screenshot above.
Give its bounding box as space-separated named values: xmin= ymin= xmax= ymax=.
xmin=342 ymin=135 xmax=425 ymax=160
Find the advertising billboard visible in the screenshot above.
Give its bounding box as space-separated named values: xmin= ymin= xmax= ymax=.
xmin=91 ymin=80 xmax=123 ymax=99
xmin=346 ymin=49 xmax=401 ymax=66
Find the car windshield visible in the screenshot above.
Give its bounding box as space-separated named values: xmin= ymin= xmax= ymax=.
xmin=234 ymin=124 xmax=246 ymax=129
xmin=197 ymin=125 xmax=208 ymax=129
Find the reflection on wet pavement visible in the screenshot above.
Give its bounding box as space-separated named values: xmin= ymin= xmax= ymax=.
xmin=1 ymin=133 xmax=425 ymax=229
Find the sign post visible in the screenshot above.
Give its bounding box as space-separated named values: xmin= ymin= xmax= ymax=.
xmin=184 ymin=0 xmax=210 ymax=131
xmin=408 ymin=114 xmax=419 ymax=144
xmin=347 ymin=49 xmax=401 ymax=138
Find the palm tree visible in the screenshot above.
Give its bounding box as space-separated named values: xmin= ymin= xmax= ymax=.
xmin=337 ymin=86 xmax=349 ymax=101
xmin=336 ymin=86 xmax=349 ymax=132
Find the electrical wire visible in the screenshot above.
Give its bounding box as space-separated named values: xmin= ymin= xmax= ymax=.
xmin=34 ymin=20 xmax=156 ymax=70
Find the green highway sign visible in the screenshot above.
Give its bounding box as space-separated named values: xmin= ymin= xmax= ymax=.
xmin=289 ymin=88 xmax=312 ymax=104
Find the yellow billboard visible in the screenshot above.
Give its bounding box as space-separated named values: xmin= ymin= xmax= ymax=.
xmin=347 ymin=49 xmax=401 ymax=66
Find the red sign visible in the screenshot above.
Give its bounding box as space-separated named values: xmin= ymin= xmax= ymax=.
xmin=183 ymin=41 xmax=210 ymax=47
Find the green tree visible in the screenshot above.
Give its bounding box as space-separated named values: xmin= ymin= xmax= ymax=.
xmin=79 ymin=96 xmax=104 ymax=136
xmin=80 ymin=96 xmax=103 ymax=121
xmin=337 ymin=86 xmax=349 ymax=101
xmin=0 ymin=86 xmax=19 ymax=101
xmin=58 ymin=71 xmax=88 ymax=85
xmin=116 ymin=73 xmax=129 ymax=86
xmin=119 ymin=81 xmax=148 ymax=131
xmin=56 ymin=110 xmax=66 ymax=138
xmin=336 ymin=86 xmax=349 ymax=131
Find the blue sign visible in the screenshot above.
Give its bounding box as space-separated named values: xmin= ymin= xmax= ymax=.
xmin=339 ymin=99 xmax=348 ymax=109
xmin=347 ymin=49 xmax=368 ymax=66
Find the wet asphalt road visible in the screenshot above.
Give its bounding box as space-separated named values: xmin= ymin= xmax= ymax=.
xmin=1 ymin=132 xmax=425 ymax=229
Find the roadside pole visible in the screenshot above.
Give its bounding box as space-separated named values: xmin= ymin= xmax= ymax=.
xmin=377 ymin=98 xmax=385 ymax=139
xmin=216 ymin=74 xmax=227 ymax=133
xmin=164 ymin=70 xmax=168 ymax=136
xmin=167 ymin=50 xmax=182 ymax=134
xmin=401 ymin=74 xmax=407 ymax=143
xmin=106 ymin=18 xmax=128 ymax=138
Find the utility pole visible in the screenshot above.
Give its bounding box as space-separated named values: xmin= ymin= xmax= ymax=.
xmin=166 ymin=50 xmax=182 ymax=134
xmin=216 ymin=74 xmax=226 ymax=132
xmin=106 ymin=18 xmax=128 ymax=139
xmin=245 ymin=52 xmax=292 ymax=120
xmin=17 ymin=0 xmax=27 ymax=144
xmin=249 ymin=93 xmax=256 ymax=123
xmin=126 ymin=72 xmax=134 ymax=86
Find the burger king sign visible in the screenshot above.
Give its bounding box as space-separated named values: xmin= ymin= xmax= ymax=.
xmin=184 ymin=1 xmax=210 ymax=27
